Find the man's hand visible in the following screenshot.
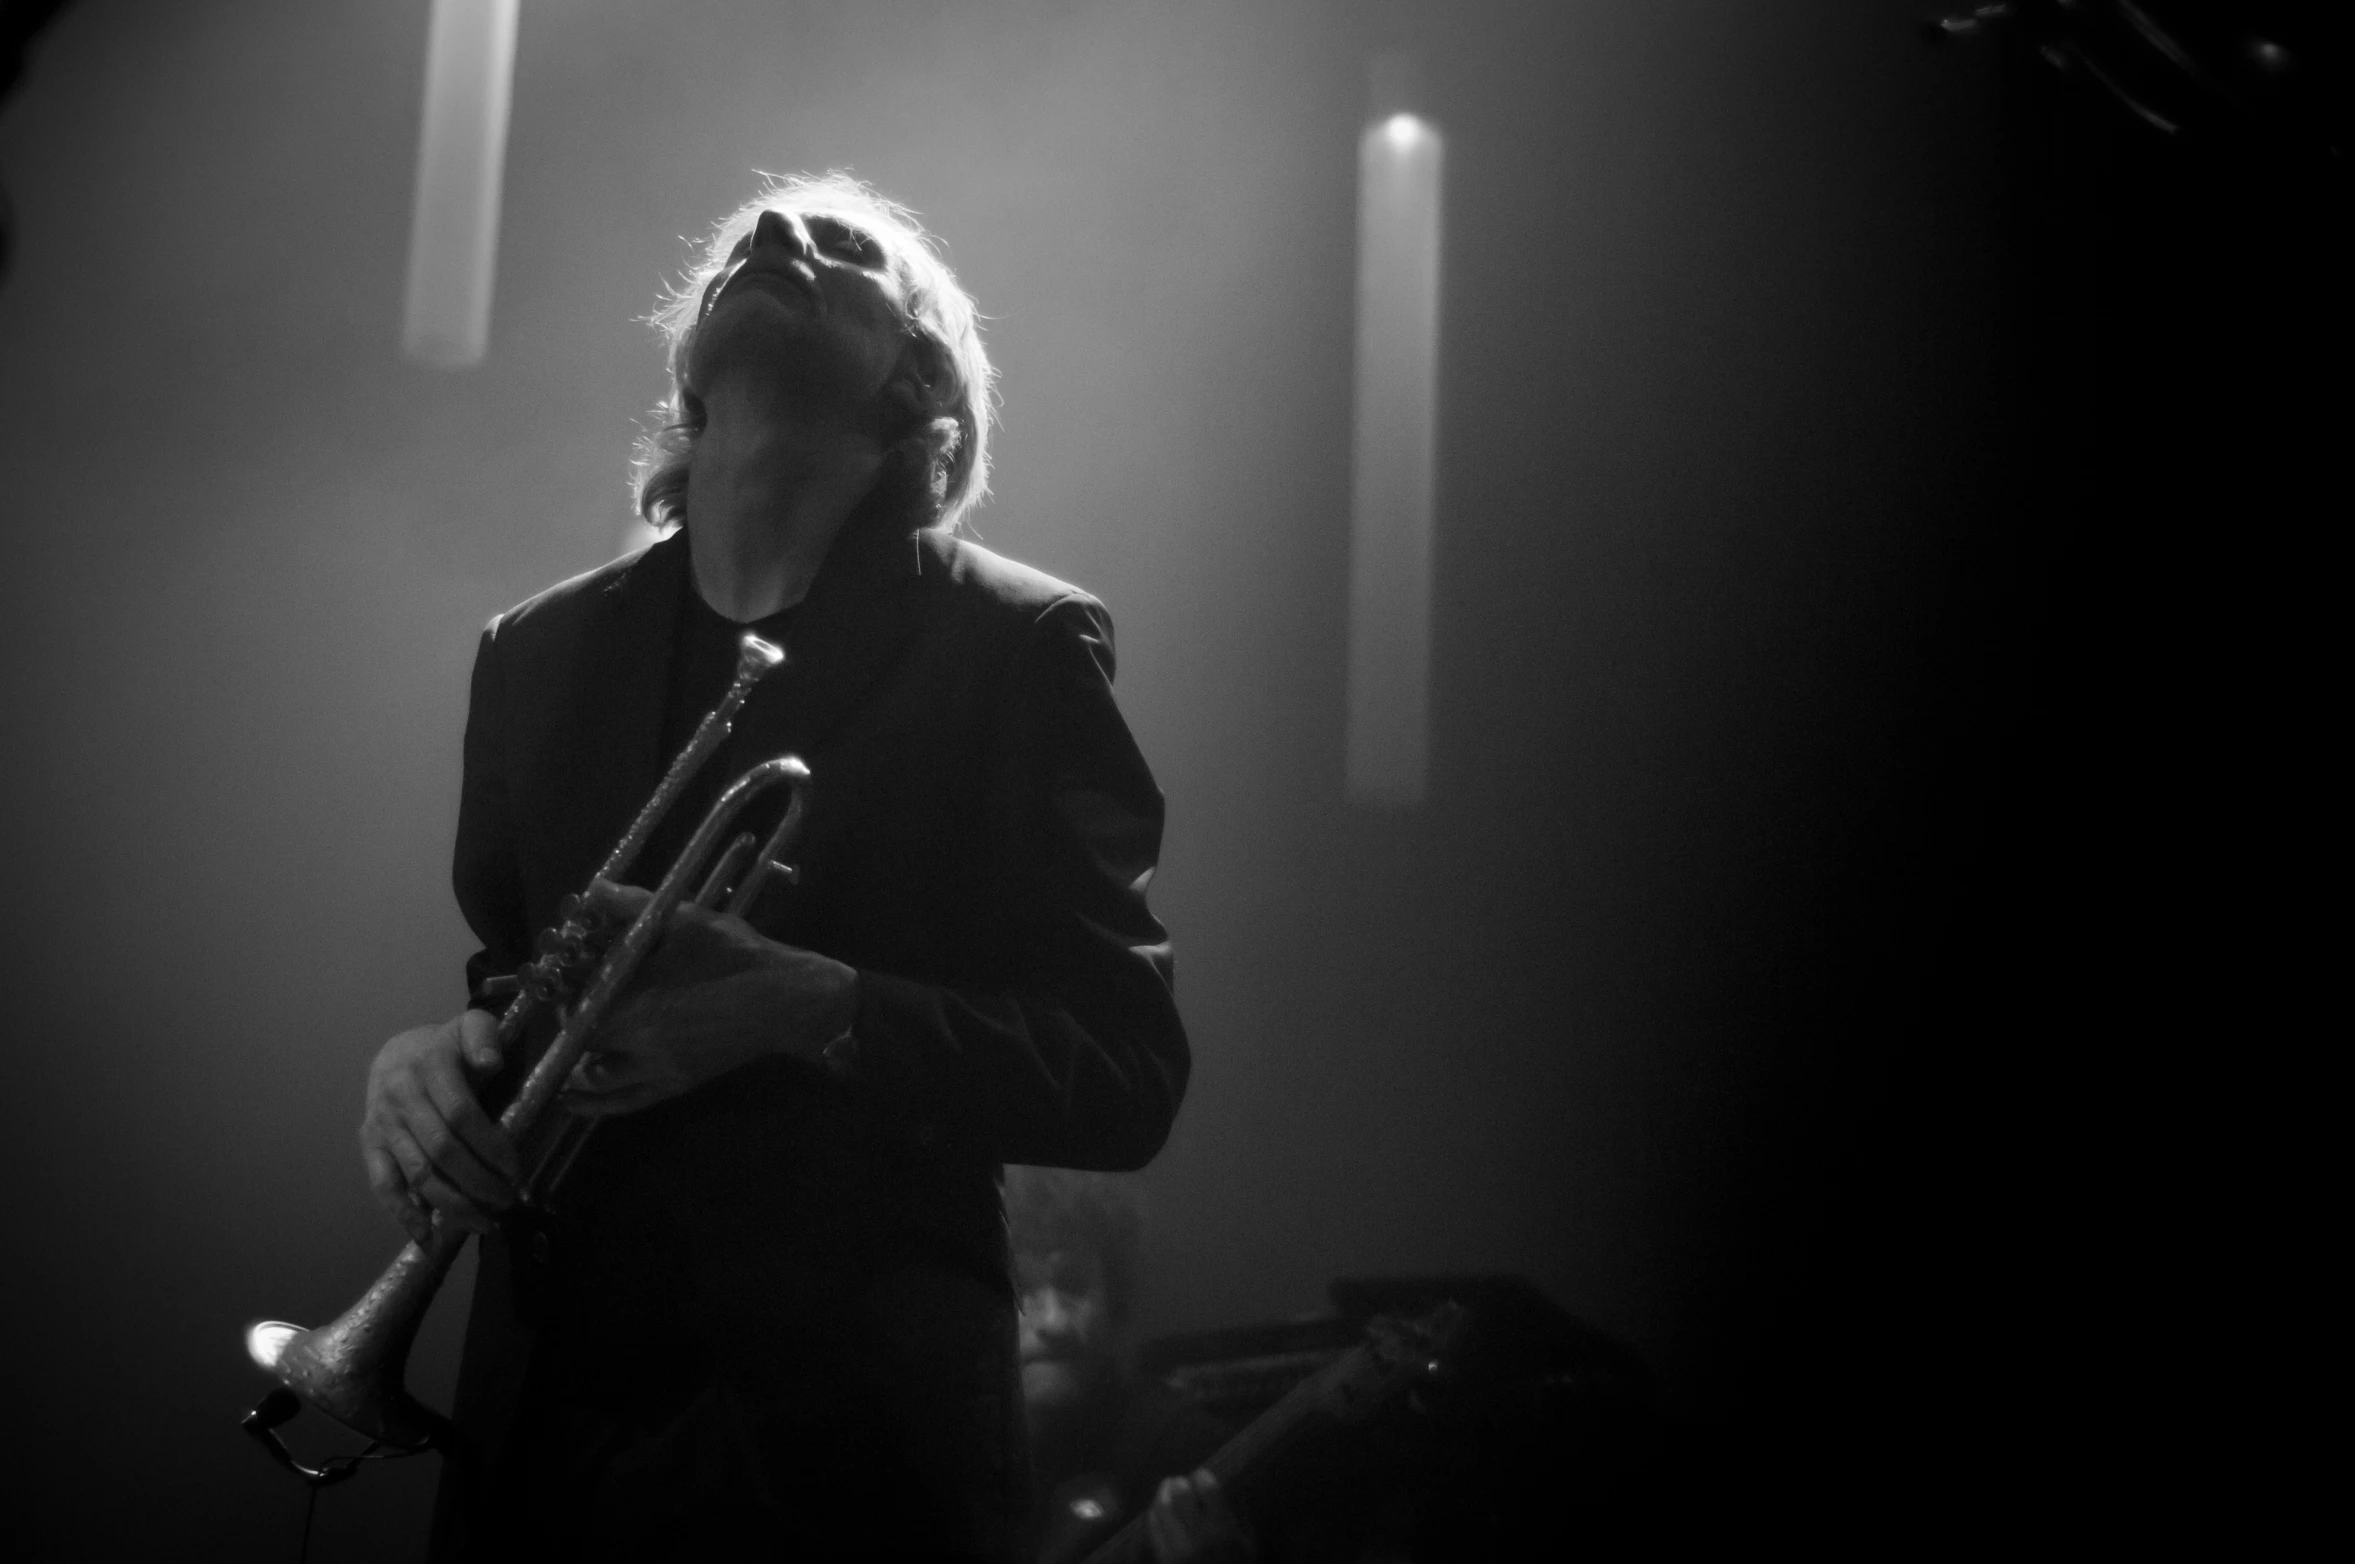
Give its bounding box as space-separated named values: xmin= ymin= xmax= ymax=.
xmin=360 ymin=1009 xmax=514 ymax=1247
xmin=1146 ymin=1470 xmax=1256 ymax=1564
xmin=560 ymin=880 xmax=859 ymax=1118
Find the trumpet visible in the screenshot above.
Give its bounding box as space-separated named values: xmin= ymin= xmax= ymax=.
xmin=243 ymin=632 xmax=813 ymax=1480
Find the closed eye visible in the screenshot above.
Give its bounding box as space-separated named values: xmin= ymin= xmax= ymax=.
xmin=807 ymin=216 xmax=886 ymax=268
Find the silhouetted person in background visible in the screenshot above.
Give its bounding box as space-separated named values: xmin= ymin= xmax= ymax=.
xmin=358 ymin=173 xmax=1189 ymax=1561
xmin=1011 ymin=1167 xmax=1255 ymax=1564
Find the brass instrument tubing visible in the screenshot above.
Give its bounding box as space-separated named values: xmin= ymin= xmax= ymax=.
xmin=496 ymin=755 xmax=810 ymax=1147
xmin=597 ymin=634 xmax=785 ymax=885
xmin=242 ymin=634 xmax=797 ymax=1457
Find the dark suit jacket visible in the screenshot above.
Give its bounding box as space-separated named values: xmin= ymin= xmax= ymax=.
xmin=429 ymin=520 xmax=1188 ymax=1562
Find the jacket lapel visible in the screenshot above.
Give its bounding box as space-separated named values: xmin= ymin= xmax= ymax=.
xmin=765 ymin=517 xmax=935 ymax=756
xmin=557 ymin=533 xmax=688 ymax=882
xmin=544 ymin=520 xmax=933 ymax=889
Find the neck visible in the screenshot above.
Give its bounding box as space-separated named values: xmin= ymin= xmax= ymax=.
xmin=1025 ymin=1368 xmax=1125 ymax=1478
xmin=682 ymin=388 xmax=888 ymax=622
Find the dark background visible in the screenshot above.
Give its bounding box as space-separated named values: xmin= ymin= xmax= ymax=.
xmin=0 ymin=1 xmax=2334 ymax=1555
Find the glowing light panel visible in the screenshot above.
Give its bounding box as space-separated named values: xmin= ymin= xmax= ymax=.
xmin=1346 ymin=113 xmax=1443 ymax=806
xmin=401 ymin=0 xmax=518 ymax=368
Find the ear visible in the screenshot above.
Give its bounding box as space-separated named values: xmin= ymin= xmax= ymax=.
xmin=884 ymin=334 xmax=959 ymax=425
xmin=879 ymin=336 xmax=963 ymax=509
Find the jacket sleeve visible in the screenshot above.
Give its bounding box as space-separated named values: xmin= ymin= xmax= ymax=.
xmin=453 ymin=619 xmax=531 ymax=1012
xmin=842 ymin=595 xmax=1190 ymax=1171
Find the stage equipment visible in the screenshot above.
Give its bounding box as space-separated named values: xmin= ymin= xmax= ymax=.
xmin=1921 ymin=1 xmax=2338 ymax=161
xmin=242 ymin=632 xmax=811 ymax=1480
xmin=1058 ymin=1302 xmax=1470 ymax=1564
xmin=1092 ymin=1276 xmax=1654 ymax=1561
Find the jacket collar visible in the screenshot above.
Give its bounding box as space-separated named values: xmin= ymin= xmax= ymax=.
xmin=594 ymin=508 xmax=945 ymax=768
xmin=763 ymin=510 xmax=938 ymax=756
xmin=557 ymin=511 xmax=953 ymax=883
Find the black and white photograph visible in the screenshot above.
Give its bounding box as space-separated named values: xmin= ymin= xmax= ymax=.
xmin=0 ymin=1 xmax=2335 ymax=1558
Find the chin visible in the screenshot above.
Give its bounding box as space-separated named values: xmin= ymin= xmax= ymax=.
xmin=1022 ymin=1361 xmax=1085 ymax=1410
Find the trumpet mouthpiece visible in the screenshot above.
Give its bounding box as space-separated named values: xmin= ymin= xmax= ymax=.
xmin=737 ymin=634 xmax=787 ymax=680
xmin=246 ymin=1319 xmax=303 ymax=1373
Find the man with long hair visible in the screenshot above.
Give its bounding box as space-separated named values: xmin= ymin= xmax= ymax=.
xmin=359 ymin=173 xmax=1189 ymax=1561
xmin=1009 ymin=1167 xmax=1253 ymax=1564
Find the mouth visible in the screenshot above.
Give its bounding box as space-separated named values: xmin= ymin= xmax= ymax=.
xmin=704 ymin=257 xmax=817 ymax=320
xmin=1022 ymin=1357 xmax=1083 ymax=1386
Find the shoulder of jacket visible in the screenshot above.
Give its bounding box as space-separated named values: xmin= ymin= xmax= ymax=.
xmin=484 ymin=532 xmax=681 ymax=643
xmin=919 ymin=529 xmax=1105 ymax=627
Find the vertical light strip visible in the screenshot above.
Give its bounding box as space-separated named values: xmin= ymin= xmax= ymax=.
xmin=1346 ymin=113 xmax=1444 ymax=806
xmin=402 ymin=0 xmax=518 ymax=368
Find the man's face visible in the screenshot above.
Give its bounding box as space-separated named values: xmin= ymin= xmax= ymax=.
xmin=686 ymin=206 xmax=914 ymax=428
xmin=1016 ymin=1246 xmax=1116 ymax=1414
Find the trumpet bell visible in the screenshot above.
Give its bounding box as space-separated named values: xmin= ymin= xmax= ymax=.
xmin=242 ymin=1232 xmax=461 ymax=1452
xmin=243 ymin=1308 xmax=449 ymax=1451
xmin=245 ymin=1319 xmax=301 ymax=1373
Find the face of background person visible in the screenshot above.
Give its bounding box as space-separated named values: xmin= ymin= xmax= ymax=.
xmin=1016 ymin=1244 xmax=1119 ymax=1416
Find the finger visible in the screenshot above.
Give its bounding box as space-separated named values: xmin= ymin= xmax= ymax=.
xmin=415 ymin=1042 xmax=519 ymax=1186
xmin=391 ymin=1206 xmax=435 ymax=1249
xmin=562 ymin=1060 xmax=618 ymax=1109
xmin=582 ymin=877 xmax=652 ymax=924
xmin=384 ymin=1126 xmax=490 ymax=1236
xmin=588 ymin=994 xmax=658 ymax=1059
xmin=567 ymin=1042 xmax=646 ymax=1090
xmin=569 ymin=995 xmax=685 ymax=1096
xmin=563 ymin=1044 xmax=624 ymax=1105
xmin=361 ymin=1129 xmax=398 ymax=1199
xmin=1155 ymin=1476 xmax=1201 ymax=1527
xmin=564 ymin=1002 xmax=653 ymax=1092
xmin=361 ymin=1137 xmax=413 ymax=1210
xmin=408 ymin=1179 xmax=486 ymax=1237
xmin=562 ymin=1066 xmax=665 ymax=1119
xmin=457 ymin=1008 xmax=505 ymax=1075
xmin=1145 ymin=1501 xmax=1179 ymax=1563
xmin=392 ymin=1082 xmax=512 ymax=1216
xmin=622 ymin=905 xmax=727 ymax=988
xmin=668 ymin=900 xmax=733 ymax=938
xmin=362 ymin=1142 xmax=432 ymax=1243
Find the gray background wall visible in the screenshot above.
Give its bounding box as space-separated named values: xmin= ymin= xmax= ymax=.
xmin=0 ymin=2 xmax=2007 ymax=1553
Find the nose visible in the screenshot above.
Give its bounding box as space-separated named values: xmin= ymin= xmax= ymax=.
xmin=750 ymin=208 xmax=816 ymax=260
xmin=1023 ymin=1287 xmax=1073 ymax=1335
